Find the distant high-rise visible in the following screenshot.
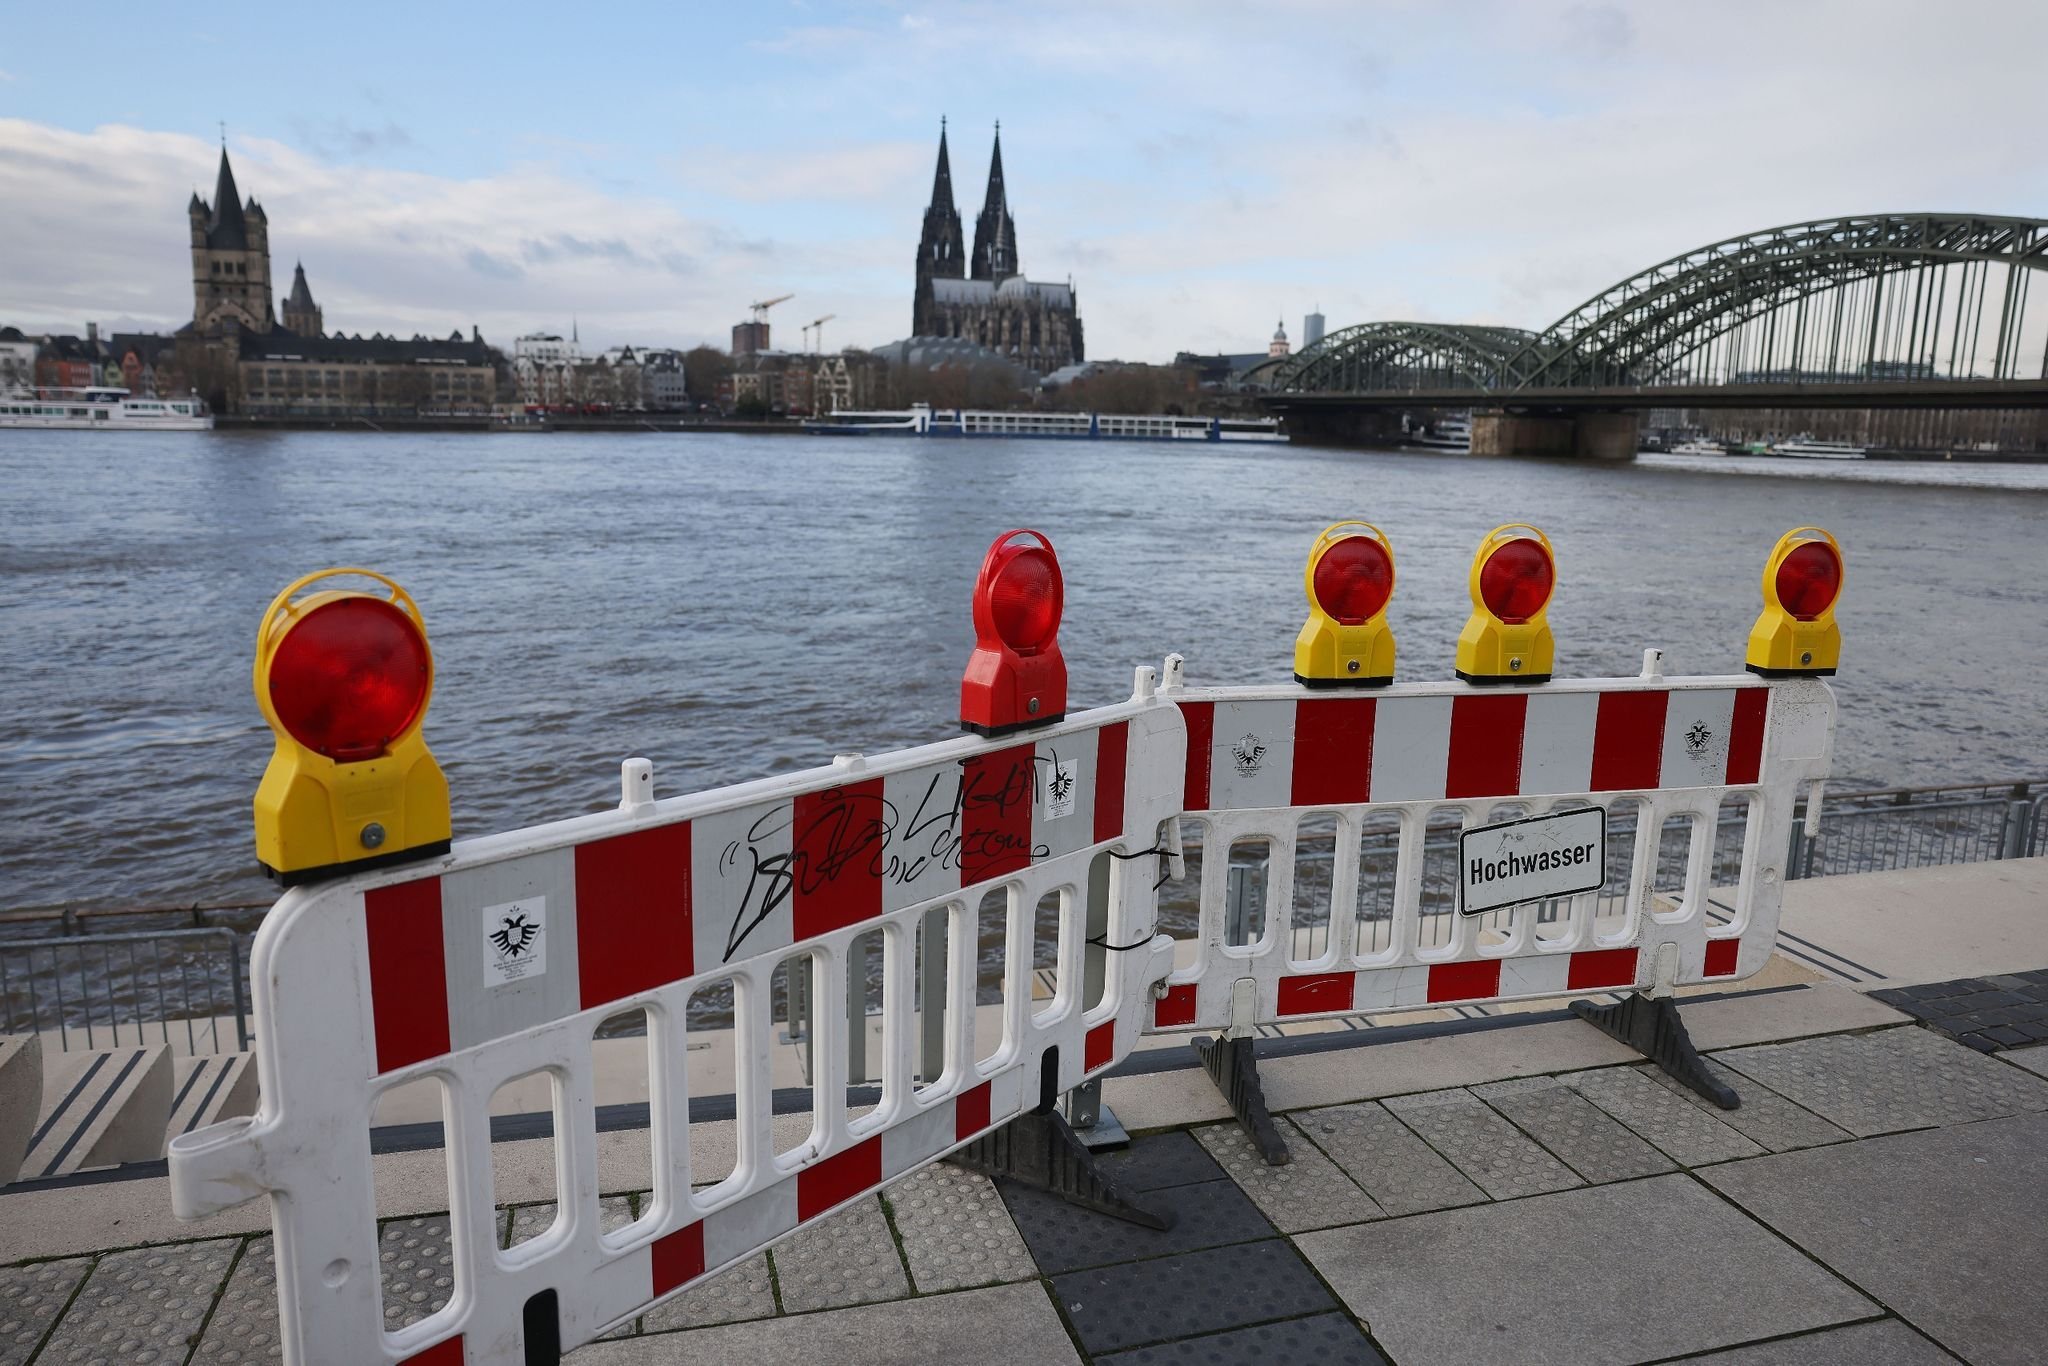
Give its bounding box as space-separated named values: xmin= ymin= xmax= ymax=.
xmin=1304 ymin=309 xmax=1326 ymax=348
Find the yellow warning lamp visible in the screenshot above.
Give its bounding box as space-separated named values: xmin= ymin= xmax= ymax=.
xmin=1293 ymin=521 xmax=1397 ymax=687
xmin=1455 ymin=524 xmax=1557 ymax=685
xmin=1745 ymin=528 xmax=1844 ymax=676
xmin=252 ymin=569 xmax=451 ymax=886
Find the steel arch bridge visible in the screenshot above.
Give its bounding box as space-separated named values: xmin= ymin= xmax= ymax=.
xmin=1271 ymin=213 xmax=2048 ymax=398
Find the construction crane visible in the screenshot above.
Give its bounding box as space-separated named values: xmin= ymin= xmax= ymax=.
xmin=750 ymin=294 xmax=793 ymax=324
xmin=804 ymin=315 xmax=837 ymax=354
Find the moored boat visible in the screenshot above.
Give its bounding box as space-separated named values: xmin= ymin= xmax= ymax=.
xmin=802 ymin=403 xmax=1286 ymax=443
xmin=0 ymin=386 xmax=213 ymax=430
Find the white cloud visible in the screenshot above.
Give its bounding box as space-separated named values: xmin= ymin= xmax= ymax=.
xmin=4 ymin=1 xmax=2046 ymax=362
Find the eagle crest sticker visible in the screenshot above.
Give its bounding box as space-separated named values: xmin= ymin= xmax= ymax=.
xmin=1231 ymin=734 xmax=1268 ymax=776
xmin=1044 ymin=758 xmax=1078 ymax=820
xmin=483 ymin=897 xmax=547 ymax=986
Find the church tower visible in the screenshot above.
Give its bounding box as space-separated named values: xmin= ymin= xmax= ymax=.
xmin=190 ymin=148 xmax=275 ymax=336
xmin=282 ymin=262 xmax=323 ymax=338
xmin=913 ymin=121 xmax=966 ymax=335
xmin=969 ymin=124 xmax=1019 ymax=282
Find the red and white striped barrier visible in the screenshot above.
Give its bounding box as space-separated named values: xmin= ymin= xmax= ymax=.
xmin=1147 ymin=653 xmax=1835 ymax=1033
xmin=169 ymin=675 xmax=1185 ymax=1365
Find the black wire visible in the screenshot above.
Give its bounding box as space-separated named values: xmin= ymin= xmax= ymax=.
xmin=1085 ymin=933 xmax=1156 ymax=952
xmin=1107 ymin=842 xmax=1178 ymax=890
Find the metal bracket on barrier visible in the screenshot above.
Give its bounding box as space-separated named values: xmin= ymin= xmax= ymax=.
xmin=1192 ymin=1033 xmax=1291 ymax=1164
xmin=1570 ymin=992 xmax=1739 ymax=1110
xmin=949 ymin=1106 xmax=1173 ymax=1229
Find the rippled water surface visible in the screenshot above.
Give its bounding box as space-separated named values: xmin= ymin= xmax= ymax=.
xmin=2 ymin=429 xmax=2045 ymax=912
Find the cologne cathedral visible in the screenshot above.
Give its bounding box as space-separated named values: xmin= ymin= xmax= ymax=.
xmin=912 ymin=123 xmax=1083 ymax=373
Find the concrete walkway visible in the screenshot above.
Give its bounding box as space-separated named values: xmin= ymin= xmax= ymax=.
xmin=6 ymin=972 xmax=2048 ymax=1364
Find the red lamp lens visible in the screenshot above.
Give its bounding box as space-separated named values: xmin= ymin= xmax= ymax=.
xmin=1312 ymin=536 xmax=1393 ymax=625
xmin=1478 ymin=538 xmax=1553 ymax=624
xmin=269 ymin=597 xmax=430 ymax=761
xmin=989 ymin=549 xmax=1060 ymax=651
xmin=1774 ymin=541 xmax=1841 ymax=620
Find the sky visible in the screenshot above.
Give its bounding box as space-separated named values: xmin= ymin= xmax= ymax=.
xmin=2 ymin=0 xmax=2044 ymax=362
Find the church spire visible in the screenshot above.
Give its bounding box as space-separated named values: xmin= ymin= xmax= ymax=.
xmin=970 ymin=122 xmax=1018 ymax=282
xmin=207 ymin=148 xmax=249 ymax=250
xmin=929 ymin=116 xmax=956 ymax=215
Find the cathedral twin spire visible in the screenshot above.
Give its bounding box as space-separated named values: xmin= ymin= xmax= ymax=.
xmin=919 ymin=120 xmax=1018 ymax=284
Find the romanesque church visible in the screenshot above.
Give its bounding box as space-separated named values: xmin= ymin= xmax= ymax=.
xmin=913 ymin=124 xmax=1083 ymax=374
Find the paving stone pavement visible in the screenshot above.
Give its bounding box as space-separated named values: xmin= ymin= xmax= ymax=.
xmin=189 ymin=1239 xmax=278 ymax=1365
xmin=1289 ymin=1099 xmax=1487 ymax=1215
xmin=1051 ymin=1239 xmax=1335 ymax=1356
xmin=1381 ymin=1088 xmax=1583 ymax=1200
xmin=1469 ymin=1075 xmax=1677 ymax=1182
xmin=19 ymin=1011 xmax=2048 ymax=1365
xmin=378 ymin=1215 xmax=458 ymax=1332
xmin=0 ymin=1257 xmax=90 ymax=1366
xmin=1564 ymin=1064 xmax=1765 ymax=1165
xmin=1634 ymin=1060 xmax=1853 ymax=1152
xmin=1191 ymin=1121 xmax=1385 ymax=1232
xmin=1093 ymin=1311 xmax=1387 ymax=1366
xmin=1871 ymin=969 xmax=2048 ymax=1052
xmin=767 ymin=1196 xmax=910 ymax=1314
xmin=1716 ymin=1024 xmax=2048 ymax=1135
xmin=884 ymin=1163 xmax=1037 ymax=1293
xmin=638 ymin=1253 xmax=775 ymax=1333
xmin=34 ymin=1239 xmax=238 ymax=1365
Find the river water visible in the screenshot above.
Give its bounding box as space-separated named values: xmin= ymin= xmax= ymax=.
xmin=2 ymin=430 xmax=2046 ymax=914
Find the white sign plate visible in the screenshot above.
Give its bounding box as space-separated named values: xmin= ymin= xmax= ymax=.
xmin=1459 ymin=807 xmax=1606 ymax=917
xmin=482 ymin=896 xmax=548 ymax=986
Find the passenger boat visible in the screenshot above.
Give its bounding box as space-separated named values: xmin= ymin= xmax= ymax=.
xmin=802 ymin=403 xmax=1286 ymax=443
xmin=1669 ymin=437 xmax=1728 ymax=456
xmin=1404 ymin=415 xmax=1471 ymax=450
xmin=0 ymin=386 xmax=213 ymax=430
xmin=1769 ymin=436 xmax=1865 ymax=460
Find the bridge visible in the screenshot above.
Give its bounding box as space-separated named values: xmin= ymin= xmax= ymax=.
xmin=1262 ymin=213 xmax=2048 ymax=457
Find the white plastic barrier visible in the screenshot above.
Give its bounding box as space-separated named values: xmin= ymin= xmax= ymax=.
xmin=170 ymin=674 xmax=1184 ymax=1365
xmin=1147 ymin=654 xmax=1835 ymax=1033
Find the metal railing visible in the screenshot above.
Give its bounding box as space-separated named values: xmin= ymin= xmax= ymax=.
xmin=1789 ymin=780 xmax=2041 ymax=879
xmin=0 ymin=929 xmax=249 ymax=1054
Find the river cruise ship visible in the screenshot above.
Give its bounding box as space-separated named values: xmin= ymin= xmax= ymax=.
xmin=0 ymin=386 xmax=213 ymax=430
xmin=803 ymin=404 xmax=1286 ymax=443
xmin=1769 ymin=436 xmax=1866 ymax=460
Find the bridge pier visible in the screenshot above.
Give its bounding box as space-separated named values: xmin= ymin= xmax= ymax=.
xmin=1274 ymin=406 xmax=1407 ymax=448
xmin=1470 ymin=410 xmax=1638 ymax=461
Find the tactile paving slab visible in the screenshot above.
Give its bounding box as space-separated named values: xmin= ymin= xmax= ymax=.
xmin=1383 ymin=1089 xmax=1583 ymax=1200
xmin=1094 ymin=1310 xmax=1389 ymax=1365
xmin=1471 ymin=1076 xmax=1675 ymax=1184
xmin=1565 ymin=1067 xmax=1763 ymax=1166
xmin=34 ymin=1238 xmax=238 ymax=1365
xmin=640 ymin=1253 xmax=776 ymax=1332
xmin=1088 ymin=1130 xmax=1227 ymax=1192
xmin=0 ymin=1256 xmax=91 ymax=1366
xmin=379 ymin=1215 xmax=457 ymax=1331
xmin=503 ymin=1195 xmax=638 ymax=1247
xmin=1637 ymin=1061 xmax=1851 ymax=1152
xmin=1290 ymin=1099 xmax=1487 ymax=1216
xmin=1193 ymin=1121 xmax=1384 ymax=1232
xmin=1715 ymin=1025 xmax=2048 ymax=1136
xmin=190 ymin=1238 xmax=279 ymax=1366
xmin=769 ymin=1196 xmax=910 ymax=1313
xmin=1001 ymin=1177 xmax=1274 ymax=1275
xmin=1051 ymin=1238 xmax=1335 ymax=1355
xmin=884 ymin=1163 xmax=1037 ymax=1292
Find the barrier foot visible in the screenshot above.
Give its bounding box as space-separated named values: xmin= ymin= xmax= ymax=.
xmin=1571 ymin=992 xmax=1740 ymax=1110
xmin=950 ymin=1108 xmax=1174 ymax=1230
xmin=1192 ymin=1034 xmax=1292 ymax=1165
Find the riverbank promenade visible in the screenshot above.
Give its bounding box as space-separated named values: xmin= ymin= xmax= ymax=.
xmin=5 ymin=858 xmax=2046 ymax=1364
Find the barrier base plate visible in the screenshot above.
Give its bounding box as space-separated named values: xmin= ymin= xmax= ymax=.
xmin=1192 ymin=1034 xmax=1292 ymax=1165
xmin=949 ymin=1108 xmax=1173 ymax=1229
xmin=1072 ymin=1103 xmax=1131 ymax=1152
xmin=1571 ymin=992 xmax=1740 ymax=1110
